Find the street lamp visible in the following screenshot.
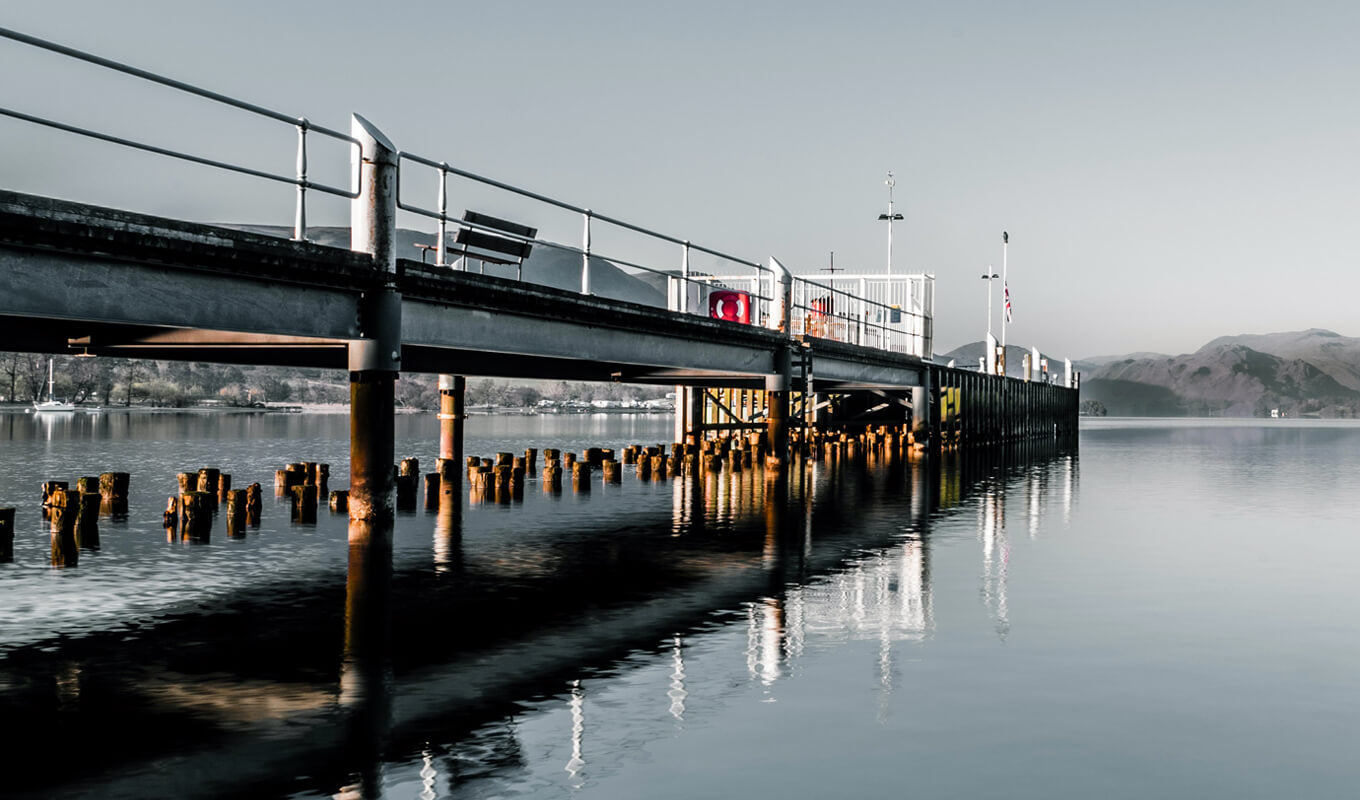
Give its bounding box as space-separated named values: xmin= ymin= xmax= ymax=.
xmin=878 ymin=171 xmax=903 ymax=275
xmin=981 ymin=268 xmax=999 ymax=341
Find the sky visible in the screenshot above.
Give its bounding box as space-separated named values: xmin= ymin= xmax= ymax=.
xmin=3 ymin=0 xmax=1358 ymax=359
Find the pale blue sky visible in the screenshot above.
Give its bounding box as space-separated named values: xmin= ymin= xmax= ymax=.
xmin=3 ymin=1 xmax=1357 ymax=359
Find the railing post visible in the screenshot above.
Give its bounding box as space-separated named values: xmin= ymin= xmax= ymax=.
xmin=436 ymin=163 xmax=449 ymax=268
xmin=767 ymin=257 xmax=793 ymax=335
xmin=293 ymin=118 xmax=308 ymax=241
xmin=581 ymin=210 xmax=593 ymax=295
xmin=680 ymin=241 xmax=691 ymax=313
xmin=348 ymin=112 xmax=401 ymax=554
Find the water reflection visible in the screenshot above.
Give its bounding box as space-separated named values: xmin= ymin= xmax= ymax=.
xmin=0 ymin=418 xmax=1077 ymax=799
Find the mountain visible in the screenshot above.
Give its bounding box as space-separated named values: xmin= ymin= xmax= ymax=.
xmin=1196 ymin=329 xmax=1360 ymax=392
xmin=1084 ymin=342 xmax=1360 ymax=417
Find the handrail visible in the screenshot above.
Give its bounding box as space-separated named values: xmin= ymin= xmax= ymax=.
xmin=0 ymin=27 xmax=360 ymax=241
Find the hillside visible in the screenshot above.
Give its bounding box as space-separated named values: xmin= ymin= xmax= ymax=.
xmin=1084 ymin=342 xmax=1360 ymax=417
xmin=1197 ymin=329 xmax=1360 ymax=392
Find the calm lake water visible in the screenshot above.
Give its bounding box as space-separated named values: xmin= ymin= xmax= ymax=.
xmin=1 ymin=412 xmax=1357 ymax=799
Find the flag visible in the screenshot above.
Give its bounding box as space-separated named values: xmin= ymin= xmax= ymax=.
xmin=1004 ymin=281 xmax=1012 ymax=323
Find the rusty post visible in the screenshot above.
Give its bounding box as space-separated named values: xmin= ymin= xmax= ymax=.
xmin=196 ymin=469 xmax=220 ymax=507
xmin=437 ymin=458 xmax=459 ymax=505
xmin=542 ymin=463 xmax=563 ymax=493
xmin=572 ymin=461 xmax=592 ymax=492
xmin=75 ymin=491 xmax=100 ymax=549
xmin=602 ymin=459 xmax=621 ymax=484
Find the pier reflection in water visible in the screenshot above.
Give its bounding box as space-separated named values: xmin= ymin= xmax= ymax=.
xmin=0 ymin=411 xmax=1079 ymax=799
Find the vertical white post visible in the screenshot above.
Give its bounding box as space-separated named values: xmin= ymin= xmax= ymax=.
xmin=436 ymin=163 xmax=448 ymax=268
xmin=1001 ymin=231 xmax=1009 ymax=358
xmin=293 ymin=119 xmax=308 ymax=241
xmin=581 ymin=210 xmax=592 ymax=295
xmin=858 ymin=277 xmax=867 ymax=345
xmin=681 ymin=240 xmax=690 ymax=313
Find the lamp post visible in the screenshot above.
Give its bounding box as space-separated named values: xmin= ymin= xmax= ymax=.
xmin=981 ymin=268 xmax=999 ymax=341
xmin=878 ymin=171 xmax=903 ymax=275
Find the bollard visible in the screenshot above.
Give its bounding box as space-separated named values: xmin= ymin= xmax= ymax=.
xmin=602 ymin=459 xmax=621 ymax=484
xmin=290 ymin=484 xmax=318 ymax=524
xmin=329 ymin=489 xmax=349 ymax=512
xmin=246 ymin=482 xmax=263 ymax=526
xmin=180 ymin=491 xmax=213 ymax=541
xmin=225 ymin=489 xmax=247 ymax=538
xmin=424 ymin=473 xmax=440 ymax=510
xmin=0 ymin=507 xmax=14 ymax=563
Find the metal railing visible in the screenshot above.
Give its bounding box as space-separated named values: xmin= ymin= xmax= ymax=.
xmin=394 ymin=152 xmax=775 ymax=321
xmin=0 ymin=26 xmax=942 ymax=363
xmin=697 ymin=271 xmax=935 ymax=358
xmin=0 ymin=27 xmax=359 ymax=241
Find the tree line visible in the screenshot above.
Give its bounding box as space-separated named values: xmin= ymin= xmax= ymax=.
xmin=0 ymin=353 xmax=667 ymax=410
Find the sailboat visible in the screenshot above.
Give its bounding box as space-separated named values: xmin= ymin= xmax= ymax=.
xmin=33 ymin=358 xmax=76 ymax=412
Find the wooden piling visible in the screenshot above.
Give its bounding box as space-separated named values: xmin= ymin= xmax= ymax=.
xmin=525 ymin=448 xmax=538 ymax=473
xmin=217 ymin=473 xmax=232 ymax=503
xmin=400 ymin=457 xmax=420 ymax=477
xmin=395 ymin=472 xmax=418 ymax=510
xmin=423 ymin=473 xmax=440 ymax=510
xmin=197 ymin=469 xmax=220 ymax=506
xmin=290 ymin=484 xmax=318 ymax=524
xmin=572 ymin=461 xmax=591 ymax=492
xmin=180 ymin=491 xmax=213 ymax=541
xmin=75 ymin=491 xmax=100 ymax=549
xmin=163 ymin=497 xmax=178 ymax=531
xmin=225 ymin=488 xmax=247 ymax=538
xmin=602 ymin=459 xmax=621 ymax=484
xmin=650 ymin=454 xmax=667 ymax=480
xmin=0 ymin=507 xmax=14 ymax=563
xmin=329 ymin=489 xmax=349 ymax=512
xmin=246 ymin=482 xmax=262 ymax=525
xmin=49 ymin=488 xmax=77 ymax=567
xmin=99 ymin=472 xmax=129 ymax=516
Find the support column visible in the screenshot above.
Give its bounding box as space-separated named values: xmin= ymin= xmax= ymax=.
xmin=765 ymin=347 xmax=792 ymax=469
xmin=348 ymin=113 xmax=401 ymax=552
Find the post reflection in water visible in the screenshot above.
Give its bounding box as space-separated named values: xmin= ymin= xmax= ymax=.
xmin=338 ymin=524 xmax=395 ymax=800
xmin=668 ymin=635 xmax=687 ymax=722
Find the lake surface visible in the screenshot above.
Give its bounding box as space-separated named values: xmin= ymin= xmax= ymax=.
xmin=1 ymin=412 xmax=1357 ymax=799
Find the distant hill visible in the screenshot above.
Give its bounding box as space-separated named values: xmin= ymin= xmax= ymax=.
xmin=939 ymin=341 xmax=1072 ymax=379
xmin=1197 ymin=329 xmax=1360 ymax=392
xmin=1084 ymin=339 xmax=1360 ymax=417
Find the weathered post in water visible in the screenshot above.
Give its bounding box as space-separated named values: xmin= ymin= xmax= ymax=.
xmin=99 ymin=471 xmax=130 ymax=516
xmin=348 ymin=113 xmax=400 ymax=557
xmin=49 ymin=488 xmax=77 ymax=567
xmin=438 ymin=374 xmax=465 ymax=481
xmin=225 ymin=488 xmax=247 ymax=537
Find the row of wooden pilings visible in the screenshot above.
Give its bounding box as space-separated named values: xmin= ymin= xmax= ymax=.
xmin=0 ymin=473 xmax=130 ymax=566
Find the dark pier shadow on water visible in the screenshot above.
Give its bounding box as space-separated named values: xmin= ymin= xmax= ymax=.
xmin=0 ymin=441 xmax=1076 ymax=800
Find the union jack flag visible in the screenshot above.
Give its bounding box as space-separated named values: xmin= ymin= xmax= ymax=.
xmin=1004 ymin=281 xmax=1012 ymax=323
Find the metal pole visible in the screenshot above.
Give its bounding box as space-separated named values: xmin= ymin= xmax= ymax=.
xmin=681 ymin=240 xmax=690 ymax=313
xmin=1001 ymin=231 xmax=1009 ymax=366
xmin=985 ymin=268 xmax=994 ymax=341
xmin=348 ymin=113 xmax=401 ymax=552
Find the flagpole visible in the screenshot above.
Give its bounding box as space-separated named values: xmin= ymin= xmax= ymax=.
xmin=1001 ymin=231 xmax=1009 ymax=369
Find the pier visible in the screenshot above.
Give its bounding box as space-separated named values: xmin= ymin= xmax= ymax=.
xmin=0 ymin=28 xmax=1078 ymax=566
